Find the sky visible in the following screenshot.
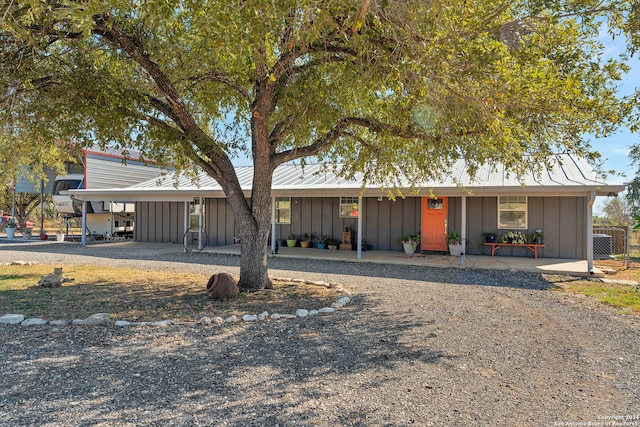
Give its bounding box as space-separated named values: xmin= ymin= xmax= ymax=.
xmin=591 ymin=32 xmax=639 ymax=181
xmin=589 ymin=31 xmax=639 ymax=213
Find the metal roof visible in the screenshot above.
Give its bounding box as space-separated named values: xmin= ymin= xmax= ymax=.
xmin=68 ymin=153 xmax=626 ymax=202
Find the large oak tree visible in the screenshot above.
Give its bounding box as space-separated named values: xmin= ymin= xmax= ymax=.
xmin=0 ymin=0 xmax=633 ymax=289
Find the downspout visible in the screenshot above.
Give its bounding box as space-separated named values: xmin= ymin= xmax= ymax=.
xmin=357 ymin=195 xmax=363 ymax=259
xmin=271 ymin=196 xmax=276 ymax=254
xmin=587 ymin=191 xmax=596 ymax=274
xmin=460 ymin=195 xmax=466 ymax=266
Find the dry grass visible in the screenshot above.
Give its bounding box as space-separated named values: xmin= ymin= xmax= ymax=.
xmin=548 ymin=269 xmax=640 ymax=316
xmin=0 ymin=264 xmax=341 ymax=322
xmin=593 ymin=259 xmax=640 ymax=282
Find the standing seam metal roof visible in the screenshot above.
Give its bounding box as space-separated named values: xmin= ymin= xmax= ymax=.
xmin=69 ymin=153 xmax=625 ymax=201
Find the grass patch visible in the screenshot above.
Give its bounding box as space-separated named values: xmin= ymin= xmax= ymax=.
xmin=0 ymin=264 xmax=340 ymax=321
xmin=548 ymin=275 xmax=640 ymax=315
xmin=593 ymin=259 xmax=640 ymax=282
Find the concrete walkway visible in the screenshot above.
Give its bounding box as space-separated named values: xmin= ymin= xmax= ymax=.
xmin=0 ymin=236 xmax=602 ymax=277
xmin=207 ymin=243 xmax=603 ymax=277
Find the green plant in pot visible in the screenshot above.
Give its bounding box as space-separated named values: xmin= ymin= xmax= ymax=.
xmin=286 ymin=233 xmax=297 ymax=247
xmin=5 ymin=218 xmax=16 ymax=239
xmin=446 ymin=230 xmax=462 ymax=256
xmin=317 ymin=234 xmax=329 ymax=249
xmin=528 ymin=229 xmax=544 ymax=244
xmin=327 ymin=239 xmax=339 ymax=250
xmin=400 ymin=233 xmax=420 ymax=254
xmin=301 ymin=232 xmax=311 ymax=248
xmin=501 ymin=230 xmax=526 ymax=244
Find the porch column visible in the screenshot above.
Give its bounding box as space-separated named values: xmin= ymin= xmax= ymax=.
xmin=271 ymin=196 xmax=276 ymax=254
xmin=460 ymin=195 xmax=467 ymax=266
xmin=587 ymin=191 xmax=595 ymax=274
xmin=183 ymin=201 xmax=189 ymax=252
xmin=357 ymin=196 xmax=363 ymax=259
xmin=109 ymin=201 xmax=114 ymax=237
xmin=81 ymin=200 xmax=87 ymax=247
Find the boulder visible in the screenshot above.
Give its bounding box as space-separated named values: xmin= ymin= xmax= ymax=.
xmin=206 ymin=273 xmax=239 ymax=300
xmin=0 ymin=314 xmax=25 ymax=324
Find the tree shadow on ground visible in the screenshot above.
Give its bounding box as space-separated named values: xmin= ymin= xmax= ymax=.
xmin=0 ymin=296 xmax=453 ymax=426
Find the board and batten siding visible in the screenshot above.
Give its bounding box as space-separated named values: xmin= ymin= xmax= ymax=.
xmin=275 ymin=196 xmax=421 ymax=251
xmin=136 ymin=202 xmax=186 ymax=244
xmin=135 ymin=196 xmax=587 ymax=259
xmin=448 ymin=196 xmax=587 ymax=259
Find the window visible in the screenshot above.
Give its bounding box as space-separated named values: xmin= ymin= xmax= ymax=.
xmin=340 ymin=196 xmax=359 ymax=218
xmin=275 ymin=197 xmax=291 ymax=224
xmin=498 ymin=196 xmax=527 ymax=229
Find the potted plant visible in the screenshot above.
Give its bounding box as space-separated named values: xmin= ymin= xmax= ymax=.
xmin=39 ymin=229 xmax=49 ymax=240
xmin=317 ymin=234 xmax=329 ymax=249
xmin=23 ymin=227 xmax=33 ymax=240
xmin=501 ymin=230 xmax=526 ymax=244
xmin=482 ymin=232 xmax=496 ymax=243
xmin=327 ymin=239 xmax=339 ymax=250
xmin=529 ymin=229 xmax=544 ymax=244
xmin=400 ymin=233 xmax=420 ymax=254
xmin=56 ymin=227 xmax=66 ymax=242
xmin=5 ymin=218 xmax=16 ymax=239
xmin=300 ymin=232 xmax=311 ymax=248
xmin=286 ymin=233 xmax=297 ymax=247
xmin=446 ymin=230 xmax=462 ymax=256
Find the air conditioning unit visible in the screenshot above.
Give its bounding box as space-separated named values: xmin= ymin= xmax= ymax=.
xmin=593 ymin=234 xmax=612 ymax=260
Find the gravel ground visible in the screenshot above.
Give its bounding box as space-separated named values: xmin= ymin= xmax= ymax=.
xmin=1 ymin=242 xmax=639 ymax=426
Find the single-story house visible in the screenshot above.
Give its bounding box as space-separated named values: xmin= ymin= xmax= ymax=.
xmin=68 ymin=153 xmax=626 ymax=272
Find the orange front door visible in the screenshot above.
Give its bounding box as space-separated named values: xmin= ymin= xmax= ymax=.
xmin=421 ymin=197 xmax=448 ymax=252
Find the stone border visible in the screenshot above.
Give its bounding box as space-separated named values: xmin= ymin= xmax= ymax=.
xmin=0 ymin=276 xmax=351 ymax=328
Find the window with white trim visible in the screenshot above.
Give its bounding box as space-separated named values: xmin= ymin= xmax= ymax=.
xmin=498 ymin=196 xmax=527 ymax=229
xmin=339 ymin=196 xmax=359 ymax=218
xmin=275 ymin=197 xmax=291 ymax=224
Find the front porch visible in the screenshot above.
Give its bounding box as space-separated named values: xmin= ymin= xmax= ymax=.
xmin=206 ymin=244 xmax=603 ymax=277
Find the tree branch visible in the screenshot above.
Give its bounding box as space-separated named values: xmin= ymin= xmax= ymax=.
xmin=183 ymin=71 xmax=250 ymax=103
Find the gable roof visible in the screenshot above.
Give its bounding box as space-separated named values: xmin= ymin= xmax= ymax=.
xmin=68 ymin=153 xmax=626 ymax=202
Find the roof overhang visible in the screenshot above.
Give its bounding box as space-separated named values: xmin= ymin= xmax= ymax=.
xmin=67 ymin=183 xmax=625 ymax=202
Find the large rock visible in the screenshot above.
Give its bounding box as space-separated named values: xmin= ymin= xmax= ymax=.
xmin=0 ymin=314 xmax=25 ymax=324
xmin=21 ymin=318 xmax=47 ymax=326
xmin=83 ymin=313 xmax=111 ymax=326
xmin=206 ymin=273 xmax=239 ymax=300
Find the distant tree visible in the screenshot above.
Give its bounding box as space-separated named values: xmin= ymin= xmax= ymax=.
xmin=626 ymin=145 xmax=640 ymax=217
xmin=0 ymin=0 xmax=635 ymax=289
xmin=601 ymin=195 xmax=633 ymax=226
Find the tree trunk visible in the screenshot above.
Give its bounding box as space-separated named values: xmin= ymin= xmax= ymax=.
xmin=233 ymin=156 xmax=274 ymax=291
xmin=237 ymin=228 xmax=271 ymax=290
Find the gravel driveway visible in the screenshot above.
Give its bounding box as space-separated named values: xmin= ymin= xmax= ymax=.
xmin=1 ymin=242 xmax=639 ymax=426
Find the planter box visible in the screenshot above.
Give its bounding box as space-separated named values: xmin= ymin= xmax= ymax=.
xmin=402 ymin=242 xmax=418 ymax=254
xmin=449 ymin=243 xmax=462 ymax=256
